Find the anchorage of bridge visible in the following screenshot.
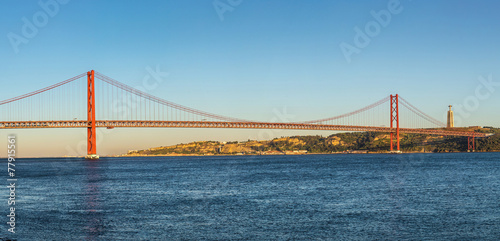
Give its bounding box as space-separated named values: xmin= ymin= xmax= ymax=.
xmin=0 ymin=120 xmax=492 ymax=138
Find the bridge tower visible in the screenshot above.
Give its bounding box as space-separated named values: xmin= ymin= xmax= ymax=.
xmin=86 ymin=70 xmax=99 ymax=159
xmin=390 ymin=94 xmax=400 ymax=153
xmin=468 ymin=134 xmax=475 ymax=152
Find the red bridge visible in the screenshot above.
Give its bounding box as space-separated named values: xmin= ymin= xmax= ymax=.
xmin=0 ymin=70 xmax=491 ymax=159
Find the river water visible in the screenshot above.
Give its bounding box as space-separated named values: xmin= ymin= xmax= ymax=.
xmin=1 ymin=153 xmax=499 ymax=240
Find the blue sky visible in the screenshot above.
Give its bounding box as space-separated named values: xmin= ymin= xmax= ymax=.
xmin=1 ymin=0 xmax=500 ymax=157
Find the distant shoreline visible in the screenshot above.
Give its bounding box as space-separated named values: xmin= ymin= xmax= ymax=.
xmin=3 ymin=150 xmax=499 ymax=159
xmin=122 ymin=130 xmax=500 ymax=158
xmin=116 ymin=150 xmax=499 ymax=158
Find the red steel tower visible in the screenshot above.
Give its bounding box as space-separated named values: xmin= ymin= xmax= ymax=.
xmin=86 ymin=70 xmax=98 ymax=159
xmin=390 ymin=94 xmax=400 ymax=152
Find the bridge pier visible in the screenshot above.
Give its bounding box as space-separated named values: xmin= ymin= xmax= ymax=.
xmin=86 ymin=70 xmax=99 ymax=160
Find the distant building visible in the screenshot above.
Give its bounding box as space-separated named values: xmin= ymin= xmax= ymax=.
xmin=262 ymin=150 xmax=284 ymax=155
xmin=347 ymin=150 xmax=369 ymax=154
xmin=284 ymin=150 xmax=308 ymax=155
xmin=447 ymin=105 xmax=454 ymax=128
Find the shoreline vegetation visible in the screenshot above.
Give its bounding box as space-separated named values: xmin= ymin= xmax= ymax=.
xmin=121 ymin=127 xmax=500 ymax=157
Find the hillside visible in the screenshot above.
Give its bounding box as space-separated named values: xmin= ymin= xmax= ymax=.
xmin=124 ymin=128 xmax=500 ymax=156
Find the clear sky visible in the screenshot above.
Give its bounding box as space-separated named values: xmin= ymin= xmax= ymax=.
xmin=1 ymin=0 xmax=500 ymax=157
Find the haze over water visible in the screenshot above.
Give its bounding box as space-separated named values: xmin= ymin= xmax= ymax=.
xmin=1 ymin=153 xmax=499 ymax=240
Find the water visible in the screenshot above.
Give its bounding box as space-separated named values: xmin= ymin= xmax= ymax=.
xmin=1 ymin=153 xmax=500 ymax=240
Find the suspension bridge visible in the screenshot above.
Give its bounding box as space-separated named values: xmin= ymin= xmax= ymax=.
xmin=0 ymin=70 xmax=492 ymax=159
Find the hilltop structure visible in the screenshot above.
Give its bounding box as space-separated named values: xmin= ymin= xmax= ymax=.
xmin=447 ymin=105 xmax=454 ymax=128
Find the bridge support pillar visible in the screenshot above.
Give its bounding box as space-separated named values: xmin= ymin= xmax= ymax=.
xmin=390 ymin=94 xmax=401 ymax=153
xmin=86 ymin=70 xmax=99 ymax=160
xmin=468 ymin=135 xmax=475 ymax=152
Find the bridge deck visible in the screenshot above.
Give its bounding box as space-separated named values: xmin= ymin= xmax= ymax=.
xmin=0 ymin=120 xmax=491 ymax=138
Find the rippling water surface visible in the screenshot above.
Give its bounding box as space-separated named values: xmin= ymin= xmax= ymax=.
xmin=2 ymin=153 xmax=500 ymax=240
